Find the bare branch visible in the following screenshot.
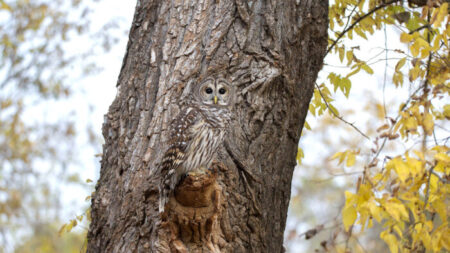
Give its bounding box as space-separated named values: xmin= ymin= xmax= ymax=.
xmin=315 ymin=83 xmax=371 ymax=140
xmin=326 ymin=0 xmax=402 ymax=56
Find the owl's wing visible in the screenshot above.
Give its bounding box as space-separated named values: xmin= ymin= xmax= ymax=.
xmin=159 ymin=107 xmax=201 ymax=212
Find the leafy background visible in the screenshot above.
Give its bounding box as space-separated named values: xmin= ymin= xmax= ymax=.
xmin=0 ymin=0 xmax=448 ymax=252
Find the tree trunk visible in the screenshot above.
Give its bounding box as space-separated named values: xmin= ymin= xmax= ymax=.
xmin=87 ymin=0 xmax=328 ymax=252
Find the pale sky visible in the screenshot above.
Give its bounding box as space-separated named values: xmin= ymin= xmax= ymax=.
xmin=54 ymin=2 xmax=434 ymax=252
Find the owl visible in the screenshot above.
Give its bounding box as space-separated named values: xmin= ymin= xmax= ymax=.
xmin=158 ymin=78 xmax=233 ymax=213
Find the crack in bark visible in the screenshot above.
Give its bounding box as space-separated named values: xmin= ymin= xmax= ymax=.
xmin=88 ymin=1 xmax=328 ymax=252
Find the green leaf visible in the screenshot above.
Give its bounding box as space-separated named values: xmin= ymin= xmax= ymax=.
xmin=296 ymin=148 xmax=304 ymax=165
xmin=355 ymin=27 xmax=368 ymax=40
xmin=406 ymin=15 xmax=420 ymax=32
xmin=361 ymin=63 xmax=374 ymax=75
xmin=395 ymin=58 xmax=406 ymax=71
xmin=338 ymin=47 xmax=345 ymax=62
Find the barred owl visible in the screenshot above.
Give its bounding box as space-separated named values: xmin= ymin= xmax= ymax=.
xmin=159 ymin=78 xmax=233 ymax=213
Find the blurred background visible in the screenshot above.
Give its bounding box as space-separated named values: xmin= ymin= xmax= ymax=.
xmin=1 ymin=0 xmax=134 ymax=251
xmin=1 ymin=1 xmax=443 ymax=252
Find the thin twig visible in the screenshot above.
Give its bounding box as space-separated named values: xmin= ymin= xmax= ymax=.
xmin=383 ymin=25 xmax=389 ymax=121
xmin=422 ymin=12 xmax=432 ymax=152
xmin=370 ymin=85 xmax=424 ymax=186
xmin=342 ymin=3 xmax=359 ymax=35
xmin=315 ymin=83 xmax=370 ymax=140
xmin=326 ymin=0 xmax=402 ymax=56
xmin=408 ymin=24 xmax=431 ymax=34
xmin=372 ymin=84 xmax=423 ymax=161
xmin=432 ymin=130 xmax=438 ymax=146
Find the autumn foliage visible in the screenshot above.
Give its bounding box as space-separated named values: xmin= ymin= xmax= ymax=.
xmin=300 ymin=0 xmax=449 ymax=252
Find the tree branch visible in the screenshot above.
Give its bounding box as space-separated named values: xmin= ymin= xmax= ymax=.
xmin=315 ymin=83 xmax=370 ymax=140
xmin=326 ymin=0 xmax=402 ymax=56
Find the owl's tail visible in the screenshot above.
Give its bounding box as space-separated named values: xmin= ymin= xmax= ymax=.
xmin=158 ymin=186 xmax=169 ymax=213
xmin=158 ymin=165 xmax=179 ymax=213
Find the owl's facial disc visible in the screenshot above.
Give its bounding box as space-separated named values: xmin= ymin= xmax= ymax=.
xmin=198 ymin=78 xmax=231 ymax=106
xmin=215 ymin=82 xmax=229 ymax=106
xmin=200 ymin=81 xmax=215 ymax=105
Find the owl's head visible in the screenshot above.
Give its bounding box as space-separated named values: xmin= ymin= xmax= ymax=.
xmin=196 ymin=78 xmax=233 ymax=107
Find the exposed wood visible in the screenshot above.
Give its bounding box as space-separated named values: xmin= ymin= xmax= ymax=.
xmin=87 ymin=0 xmax=328 ymax=252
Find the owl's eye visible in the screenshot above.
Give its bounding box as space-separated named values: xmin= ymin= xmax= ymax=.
xmin=205 ymin=87 xmax=213 ymax=94
xmin=218 ymin=88 xmax=226 ymax=94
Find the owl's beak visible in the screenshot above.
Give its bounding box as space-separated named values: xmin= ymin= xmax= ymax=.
xmin=214 ymin=96 xmax=218 ymax=104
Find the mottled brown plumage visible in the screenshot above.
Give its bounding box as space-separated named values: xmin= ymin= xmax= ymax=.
xmin=159 ymin=78 xmax=233 ymax=212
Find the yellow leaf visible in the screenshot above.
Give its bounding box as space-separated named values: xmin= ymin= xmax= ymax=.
xmin=404 ymin=116 xmax=418 ymax=131
xmin=393 ymin=72 xmax=404 ymax=86
xmin=443 ymin=104 xmax=450 ymax=119
xmin=304 ymin=120 xmax=311 ymax=130
xmin=431 ymin=226 xmax=446 ymax=252
xmin=395 ymin=58 xmax=406 ymax=71
xmin=345 ymin=191 xmax=357 ymax=205
xmin=348 ymin=28 xmax=353 ymax=39
xmin=338 ymin=47 xmax=345 ymax=62
xmin=346 ymin=65 xmax=361 ymax=78
xmin=421 ymin=231 xmax=432 ymax=250
xmin=386 ymin=201 xmax=409 ymax=222
xmin=393 ymin=225 xmax=403 ymax=238
xmin=432 ymin=199 xmax=447 ymax=223
xmin=415 ymin=37 xmax=430 ymax=49
xmin=296 ymin=148 xmax=304 ymax=165
xmin=66 ymin=219 xmax=77 ymax=233
xmin=331 ymin=151 xmax=345 ymax=165
xmin=342 ymin=205 xmax=357 ymax=231
xmin=381 ymin=231 xmax=399 ymax=253
xmin=346 ymin=152 xmax=356 ymax=167
xmin=368 ymin=202 xmax=383 ymax=222
xmin=86 ymin=208 xmax=92 ymax=222
xmin=435 ymin=153 xmax=450 ymax=164
xmin=389 ymin=158 xmax=410 ymax=183
xmin=355 ymin=27 xmax=368 ymax=40
xmin=0 ymin=1 xmax=12 ymax=11
xmin=420 ymin=47 xmax=430 ymax=59
xmin=432 ymin=3 xmax=448 ymax=27
xmin=346 ymin=50 xmax=353 ymax=65
xmin=409 ymin=65 xmax=421 ymax=81
xmin=58 ymin=224 xmax=67 ymax=236
xmin=361 ymin=63 xmax=374 ymax=75
xmin=400 ymin=32 xmax=413 ymax=43
xmin=432 ymin=34 xmax=441 ymax=51
xmin=411 ymin=40 xmax=421 ymax=57
xmin=331 ymin=151 xmax=342 ymax=160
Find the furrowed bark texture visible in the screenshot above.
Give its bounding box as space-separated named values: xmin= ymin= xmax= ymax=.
xmin=87 ymin=0 xmax=328 ymax=252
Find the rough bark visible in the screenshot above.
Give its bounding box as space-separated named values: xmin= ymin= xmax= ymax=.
xmin=87 ymin=0 xmax=328 ymax=252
